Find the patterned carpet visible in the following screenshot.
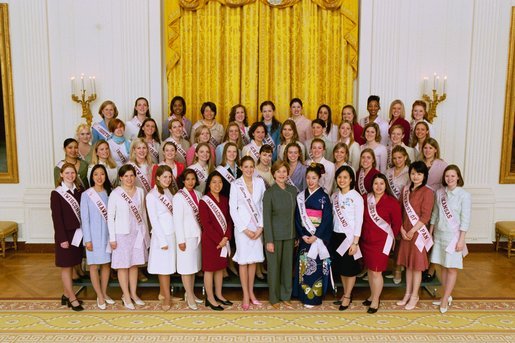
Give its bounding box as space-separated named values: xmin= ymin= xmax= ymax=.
xmin=1 ymin=300 xmax=513 ymax=342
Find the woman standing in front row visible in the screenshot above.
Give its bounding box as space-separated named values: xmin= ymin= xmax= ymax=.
xmin=396 ymin=161 xmax=435 ymax=310
xmin=81 ymin=164 xmax=114 ymax=310
xmin=50 ymin=163 xmax=84 ymax=311
xmin=229 ymin=156 xmax=266 ymax=310
xmin=146 ymin=165 xmax=176 ymax=311
xmin=263 ymin=161 xmax=298 ymax=309
xmin=108 ymin=164 xmax=150 ymax=310
xmin=360 ymin=174 xmax=402 ymax=313
xmin=173 ymin=169 xmax=203 ymax=310
xmin=294 ymin=163 xmax=333 ymax=308
xmin=199 ymin=171 xmax=234 ymax=311
xmin=430 ymin=165 xmax=471 ymax=313
xmin=331 ymin=165 xmax=363 ymax=311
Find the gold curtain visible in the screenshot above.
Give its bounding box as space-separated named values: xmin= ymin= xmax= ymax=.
xmin=164 ymin=0 xmax=358 ymax=126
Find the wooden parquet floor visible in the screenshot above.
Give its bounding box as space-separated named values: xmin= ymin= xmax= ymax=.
xmin=0 ymin=251 xmax=513 ymax=301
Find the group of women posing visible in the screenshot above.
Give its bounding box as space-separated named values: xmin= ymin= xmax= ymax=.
xmin=50 ymin=95 xmax=470 ymax=314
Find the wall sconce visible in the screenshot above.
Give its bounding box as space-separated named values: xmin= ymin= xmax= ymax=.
xmin=71 ymin=73 xmax=97 ymax=126
xmin=422 ymin=73 xmax=447 ymax=123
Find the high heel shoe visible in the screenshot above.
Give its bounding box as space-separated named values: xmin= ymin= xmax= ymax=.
xmin=362 ymin=299 xmax=372 ymax=306
xmin=405 ymin=296 xmax=419 ymax=310
xmin=104 ymin=295 xmax=115 ymax=305
xmin=130 ymin=296 xmax=145 ymax=306
xmin=432 ymin=296 xmax=453 ymax=306
xmin=187 ymin=298 xmax=198 ymax=310
xmin=367 ymin=301 xmax=380 ymax=314
xmin=122 ymin=297 xmax=135 ymax=310
xmin=67 ymin=298 xmax=84 ymax=312
xmin=97 ymin=298 xmax=106 ymax=310
xmin=215 ymin=296 xmax=233 ymax=306
xmin=439 ymin=306 xmax=448 ymax=314
xmin=339 ymin=296 xmax=352 ymax=311
xmin=396 ymin=293 xmax=411 ymax=306
xmin=61 ymin=295 xmax=83 ymax=306
xmin=184 ymin=292 xmax=203 ymax=304
xmin=251 ymin=299 xmax=262 ymax=306
xmin=423 ymin=270 xmax=436 ymax=282
xmin=205 ymin=299 xmax=224 ymax=311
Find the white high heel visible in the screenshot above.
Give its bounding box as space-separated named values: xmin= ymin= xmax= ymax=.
xmin=432 ymin=296 xmax=453 ymax=306
xmin=122 ymin=297 xmax=135 ymax=310
xmin=104 ymin=295 xmax=115 ymax=305
xmin=97 ymin=298 xmax=107 ymax=310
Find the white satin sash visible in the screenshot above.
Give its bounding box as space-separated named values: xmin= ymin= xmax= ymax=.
xmin=438 ymin=189 xmax=468 ymax=257
xmin=130 ymin=162 xmax=151 ymax=193
xmin=358 ymin=169 xmax=367 ymax=195
xmin=216 ymin=165 xmax=236 ymax=183
xmin=85 ymin=188 xmax=108 ymax=222
xmin=297 ymin=191 xmax=330 ymax=260
xmin=235 ymin=178 xmax=261 ymax=229
xmin=402 ymin=186 xmax=433 ymax=252
xmin=92 ymin=122 xmax=111 ymax=140
xmin=332 ymin=193 xmax=362 ymax=259
xmin=202 ymin=195 xmax=230 ymax=258
xmin=367 ymin=193 xmax=394 ymax=255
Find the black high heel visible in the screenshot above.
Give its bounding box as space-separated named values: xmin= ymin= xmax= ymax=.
xmin=61 ymin=295 xmax=83 ymax=306
xmin=423 ymin=270 xmax=436 ymax=282
xmin=205 ymin=299 xmax=224 ymax=311
xmin=67 ymin=298 xmax=84 ymax=312
xmin=339 ymin=296 xmax=352 ymax=311
xmin=367 ymin=301 xmax=380 ymax=314
xmin=362 ymin=299 xmax=372 ymax=306
xmin=215 ymin=296 xmax=233 ymax=306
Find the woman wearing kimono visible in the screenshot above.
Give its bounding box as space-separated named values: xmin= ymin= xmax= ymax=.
xmin=293 ymin=163 xmax=333 ymax=308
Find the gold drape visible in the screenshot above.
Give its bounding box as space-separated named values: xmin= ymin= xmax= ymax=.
xmin=164 ymin=0 xmax=358 ymax=126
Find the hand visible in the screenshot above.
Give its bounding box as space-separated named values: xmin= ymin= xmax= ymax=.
xmin=266 ymin=242 xmax=275 ymax=253
xmin=85 ymin=242 xmax=93 ymax=251
xmin=60 ymin=241 xmax=70 ymax=249
xmin=218 ymin=238 xmax=228 ymax=247
xmin=400 ymin=229 xmax=410 ymax=241
xmin=245 ymin=229 xmax=256 ymax=239
xmin=348 ymin=243 xmax=357 ymax=256
xmin=302 ymin=235 xmax=310 ymax=244
xmin=161 ymin=245 xmax=169 ymax=250
xmin=254 ymin=228 xmax=263 ymax=240
xmin=308 ymin=236 xmax=318 ymax=244
xmin=456 ymin=236 xmax=466 ymax=252
xmin=110 ymin=241 xmax=117 ymax=250
xmin=406 ymin=229 xmax=416 ymax=240
xmin=178 ymin=243 xmax=186 ymax=252
xmin=294 ymin=239 xmax=299 ymax=248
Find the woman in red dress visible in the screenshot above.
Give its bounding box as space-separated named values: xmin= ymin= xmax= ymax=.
xmin=396 ymin=161 xmax=435 ymax=310
xmin=199 ymin=171 xmax=234 ymax=311
xmin=50 ymin=162 xmax=85 ymax=311
xmin=355 ymin=148 xmax=381 ymax=195
xmin=360 ymin=173 xmax=402 ymax=313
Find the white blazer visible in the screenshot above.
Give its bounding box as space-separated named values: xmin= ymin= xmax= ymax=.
xmin=146 ymin=187 xmax=174 ymax=248
xmin=173 ymin=189 xmax=202 ymax=244
xmin=107 ymin=186 xmax=147 ymax=241
xmin=229 ymin=176 xmax=265 ymax=233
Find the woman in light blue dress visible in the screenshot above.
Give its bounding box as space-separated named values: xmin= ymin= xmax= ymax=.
xmin=80 ymin=164 xmax=114 ymax=309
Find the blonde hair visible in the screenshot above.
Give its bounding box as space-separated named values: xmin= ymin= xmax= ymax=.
xmin=129 ymin=138 xmax=152 ymax=166
xmin=422 ymin=138 xmax=442 ymax=160
xmin=98 ymin=100 xmax=119 ymax=118
xmin=223 ymin=121 xmax=243 ymax=150
xmin=57 ymin=163 xmax=82 ymax=189
xmin=75 ymin=123 xmax=91 ymax=139
xmin=193 ymin=125 xmax=211 ymax=144
xmin=193 ymin=142 xmax=214 ymax=173
xmin=337 ymin=120 xmax=355 ymax=146
xmin=389 ymin=99 xmax=406 ymax=120
xmin=221 ymin=142 xmax=239 ymax=166
xmin=90 ymin=140 xmax=117 ymax=168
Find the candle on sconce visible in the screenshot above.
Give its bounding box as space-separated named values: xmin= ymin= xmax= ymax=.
xmin=433 ymin=73 xmax=437 ymax=90
xmin=70 ymin=77 xmax=75 ymax=95
xmin=423 ymin=77 xmax=428 ymax=94
xmin=443 ymin=76 xmax=447 ymax=94
xmin=92 ymin=76 xmax=96 ymax=94
xmin=80 ymin=73 xmax=85 ymax=92
xmin=436 ymin=76 xmax=440 ymax=93
xmin=89 ymin=77 xmax=94 ymax=94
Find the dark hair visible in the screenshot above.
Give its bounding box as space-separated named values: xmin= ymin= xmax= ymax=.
xmin=89 ymin=164 xmax=113 ymax=195
xmin=204 ymin=170 xmax=224 ymax=195
xmin=271 ymin=160 xmax=290 ymax=176
xmin=257 ymin=144 xmax=273 ymax=165
xmin=280 ymin=119 xmax=300 ymax=144
xmin=132 ymin=97 xmax=151 ymax=118
xmin=240 ymin=155 xmax=256 ymax=167
xmin=63 ymin=138 xmax=78 ymax=149
xmin=137 ymin=118 xmax=161 ymax=143
xmin=118 ymin=164 xmax=136 ymax=178
xmin=248 ymin=122 xmax=268 ymax=140
xmin=335 ymin=165 xmax=356 ymax=190
xmin=155 ymin=165 xmax=174 ymax=194
xmin=201 ymin=102 xmax=217 ymax=117
xmin=260 ymin=100 xmax=281 ymax=134
xmin=371 ymin=173 xmax=396 ymax=198
xmin=306 ymin=162 xmax=325 ymax=178
xmin=442 ymin=164 xmax=465 ymax=187
xmin=289 ymin=98 xmax=303 ymax=107
xmin=162 ymin=140 xmax=178 ymax=152
xmin=363 ymin=122 xmax=381 ymax=143
xmin=311 ymin=118 xmax=326 ymax=129
xmin=229 ymin=104 xmax=248 ymax=126
xmin=310 ymin=137 xmax=326 ymax=150
xmin=391 ymin=145 xmax=411 ymax=166
xmin=367 ymin=95 xmax=380 ymax=105
xmin=359 ymin=148 xmax=377 ymax=170
xmin=178 ymin=168 xmax=200 ymax=189
xmin=317 ymin=104 xmax=333 ymax=135
xmin=411 ymin=121 xmax=431 ymax=147
xmin=333 ymin=142 xmax=350 ymax=163
xmin=341 ymin=104 xmax=358 ymax=124
xmin=170 ymin=96 xmax=186 ymax=117
xmin=283 ymin=142 xmax=305 ymax=163
xmin=408 ymin=160 xmax=429 ymax=190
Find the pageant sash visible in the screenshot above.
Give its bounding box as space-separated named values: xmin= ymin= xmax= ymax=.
xmin=332 ymin=193 xmax=362 ymax=260
xmin=201 ymin=195 xmax=230 ymax=258
xmin=190 ymin=164 xmax=208 ymax=183
xmin=402 ymin=186 xmax=433 ymax=252
xmin=131 ymin=117 xmax=143 ymax=129
xmin=178 ymin=189 xmax=200 ymax=223
xmin=438 ymin=189 xmax=468 ymax=257
xmin=216 ymin=165 xmax=236 ymax=183
xmin=158 ymin=162 xmax=179 ymax=193
xmin=108 ymin=140 xmax=128 ymax=164
xmin=387 ymin=145 xmax=393 ymax=169
xmin=358 ymin=170 xmax=367 ymax=195
xmin=247 ymin=142 xmax=261 ymax=161
xmin=263 ymin=134 xmax=276 ymax=150
xmin=56 ymin=186 xmax=81 ymax=223
xmin=56 ymin=160 xmax=65 ymax=169
xmin=386 ymin=168 xmax=405 ymax=199
xmin=235 ymin=178 xmax=261 ymax=229
xmin=209 ymin=136 xmax=219 ymax=148
xmin=116 ymin=187 xmax=147 ymax=249
xmin=240 ymin=126 xmax=250 ymax=145
xmin=147 ymin=142 xmax=159 ymax=162
xmin=286 ymin=176 xmax=300 ymax=193
xmin=151 ymin=188 xmax=173 ymax=214
xmin=367 ymin=193 xmax=395 ymax=255
xmin=297 ymin=190 xmax=330 ymax=260
xmin=130 ymin=163 xmax=151 ymax=193
xmin=165 ymin=137 xmax=187 ymax=161
xmin=92 ymin=122 xmax=111 ymax=140
xmin=85 ymin=188 xmax=108 ymax=222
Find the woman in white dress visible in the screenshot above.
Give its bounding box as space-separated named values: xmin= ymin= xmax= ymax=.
xmin=147 ymin=165 xmax=176 ymax=311
xmin=88 ymin=140 xmax=119 ymax=186
xmin=229 ymin=156 xmax=266 ymax=310
xmin=128 ymin=138 xmax=154 ymax=195
xmin=189 ymin=142 xmax=214 ymax=194
xmin=337 ymin=121 xmax=361 ymax=171
xmin=361 ymin=122 xmax=388 ymax=173
xmin=173 ymin=169 xmax=203 ymax=310
xmin=430 ymin=165 xmax=471 ymax=313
